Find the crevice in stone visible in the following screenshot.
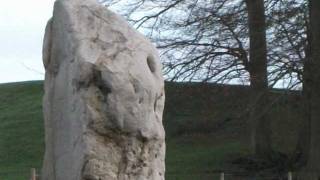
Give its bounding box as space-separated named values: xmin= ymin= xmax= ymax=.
xmin=92 ymin=67 xmax=112 ymax=98
xmin=147 ymin=55 xmax=156 ymax=73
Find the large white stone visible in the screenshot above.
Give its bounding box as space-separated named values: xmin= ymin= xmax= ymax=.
xmin=42 ymin=0 xmax=165 ymax=179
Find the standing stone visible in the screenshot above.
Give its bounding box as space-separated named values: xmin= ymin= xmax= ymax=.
xmin=41 ymin=0 xmax=165 ymax=180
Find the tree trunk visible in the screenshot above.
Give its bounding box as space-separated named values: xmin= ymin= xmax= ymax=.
xmin=294 ymin=54 xmax=311 ymax=169
xmin=294 ymin=21 xmax=311 ymax=169
xmin=304 ymin=0 xmax=320 ymax=179
xmin=245 ymin=0 xmax=272 ymax=157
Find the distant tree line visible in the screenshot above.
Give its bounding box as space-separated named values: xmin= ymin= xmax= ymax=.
xmin=101 ymin=0 xmax=320 ymax=178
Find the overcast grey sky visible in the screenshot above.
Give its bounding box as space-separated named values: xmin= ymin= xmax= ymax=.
xmin=0 ymin=0 xmax=55 ymax=83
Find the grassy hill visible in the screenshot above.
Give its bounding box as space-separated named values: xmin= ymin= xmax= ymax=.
xmin=0 ymin=81 xmax=44 ymax=179
xmin=0 ymin=81 xmax=303 ymax=179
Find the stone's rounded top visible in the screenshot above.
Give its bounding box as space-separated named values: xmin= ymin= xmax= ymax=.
xmin=52 ymin=0 xmax=163 ymax=78
xmin=54 ymin=0 xmax=101 ymax=12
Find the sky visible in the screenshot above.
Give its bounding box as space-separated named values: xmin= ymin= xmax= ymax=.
xmin=0 ymin=0 xmax=56 ymax=83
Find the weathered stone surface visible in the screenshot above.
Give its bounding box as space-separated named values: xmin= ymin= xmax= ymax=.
xmin=41 ymin=0 xmax=165 ymax=179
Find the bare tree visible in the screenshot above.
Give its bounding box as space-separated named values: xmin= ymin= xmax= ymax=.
xmin=245 ymin=0 xmax=272 ymax=157
xmin=102 ymin=0 xmax=306 ymax=89
xmin=102 ymin=0 xmax=310 ymax=160
xmin=103 ymin=0 xmax=251 ymax=84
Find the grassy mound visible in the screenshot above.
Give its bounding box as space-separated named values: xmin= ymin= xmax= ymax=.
xmin=0 ymin=81 xmax=302 ymax=179
xmin=0 ymin=81 xmax=44 ymax=179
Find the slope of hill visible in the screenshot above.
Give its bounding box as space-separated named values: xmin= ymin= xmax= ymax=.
xmin=0 ymin=81 xmax=303 ymax=180
xmin=0 ymin=81 xmax=44 ymax=179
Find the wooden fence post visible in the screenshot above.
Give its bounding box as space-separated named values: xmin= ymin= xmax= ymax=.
xmin=220 ymin=172 xmax=225 ymax=180
xmin=30 ymin=168 xmax=36 ymax=180
xmin=288 ymin=171 xmax=292 ymax=180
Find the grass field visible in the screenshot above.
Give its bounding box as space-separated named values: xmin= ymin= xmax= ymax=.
xmin=0 ymin=81 xmax=44 ymax=179
xmin=0 ymin=81 xmax=302 ymax=179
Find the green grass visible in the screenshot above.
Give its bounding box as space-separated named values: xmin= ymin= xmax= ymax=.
xmin=0 ymin=81 xmax=44 ymax=179
xmin=0 ymin=81 xmax=302 ymax=179
xmin=166 ymin=136 xmax=249 ymax=180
